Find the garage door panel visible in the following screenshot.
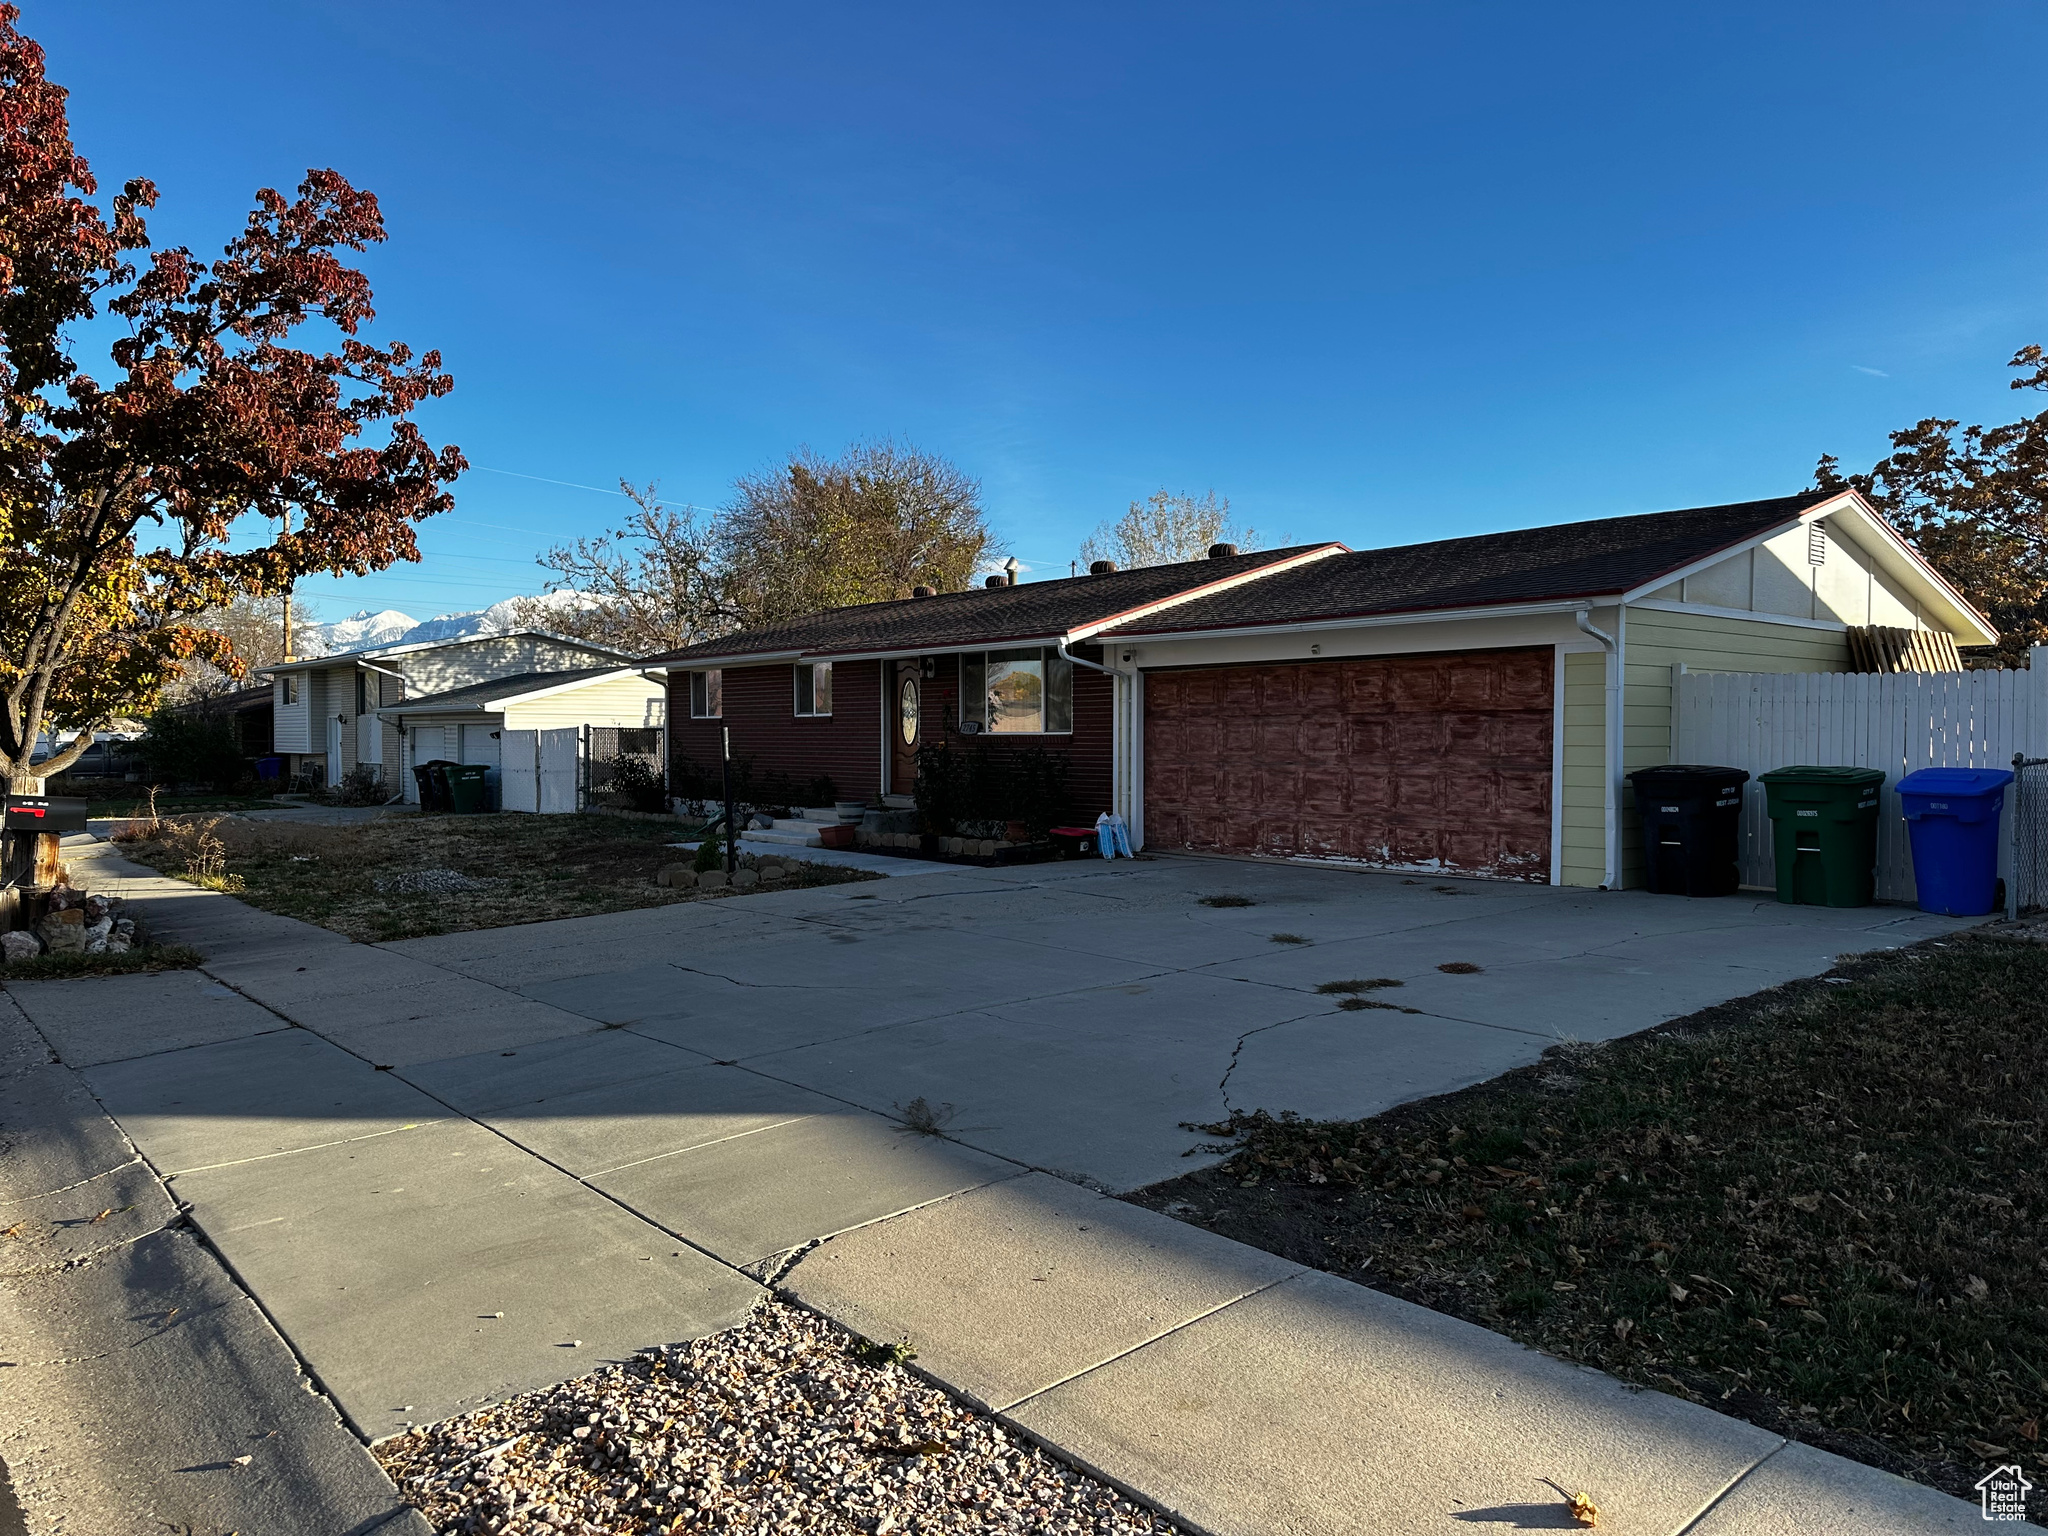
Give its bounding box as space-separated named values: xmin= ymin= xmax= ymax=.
xmin=1144 ymin=647 xmax=1553 ymax=881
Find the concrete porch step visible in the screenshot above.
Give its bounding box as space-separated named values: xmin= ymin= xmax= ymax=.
xmin=791 ymin=807 xmax=854 ymax=824
xmin=753 ymin=825 xmax=823 ymax=847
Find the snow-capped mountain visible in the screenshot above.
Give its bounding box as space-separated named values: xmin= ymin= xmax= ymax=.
xmin=295 ymin=593 xmax=596 ymax=657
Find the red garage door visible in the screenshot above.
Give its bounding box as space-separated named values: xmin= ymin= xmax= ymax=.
xmin=1142 ymin=648 xmax=1554 ymax=881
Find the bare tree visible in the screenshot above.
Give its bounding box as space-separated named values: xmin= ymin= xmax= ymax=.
xmin=719 ymin=440 xmax=994 ymax=626
xmin=511 ymin=481 xmax=730 ymax=654
xmin=163 ymin=594 xmax=315 ymax=702
xmin=1079 ymin=489 xmax=1258 ymax=570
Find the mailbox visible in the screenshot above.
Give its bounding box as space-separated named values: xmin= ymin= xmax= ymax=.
xmin=3 ymin=796 xmax=89 ymax=833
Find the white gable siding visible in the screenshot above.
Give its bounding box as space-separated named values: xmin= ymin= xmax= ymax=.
xmin=1665 ymin=521 xmax=1931 ymax=630
xmin=502 ymin=676 xmax=665 ymax=732
xmin=273 ymin=676 xmax=311 ymax=752
xmin=394 ymin=635 xmax=621 ymax=695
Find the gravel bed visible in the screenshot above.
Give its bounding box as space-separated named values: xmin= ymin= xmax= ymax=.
xmin=376 ymin=1300 xmax=1182 ymax=1535
xmin=375 ymin=867 xmax=500 ymax=894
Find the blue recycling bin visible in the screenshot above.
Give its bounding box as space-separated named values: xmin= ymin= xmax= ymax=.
xmin=1897 ymin=767 xmax=2013 ymax=916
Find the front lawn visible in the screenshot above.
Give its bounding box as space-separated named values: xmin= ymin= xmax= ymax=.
xmin=115 ymin=812 xmax=879 ymax=941
xmin=1127 ymin=932 xmax=2047 ymax=1504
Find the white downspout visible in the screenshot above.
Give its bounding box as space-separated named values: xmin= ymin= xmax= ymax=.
xmin=1575 ymin=606 xmax=1621 ymax=890
xmin=1055 ymin=638 xmax=1125 ymax=825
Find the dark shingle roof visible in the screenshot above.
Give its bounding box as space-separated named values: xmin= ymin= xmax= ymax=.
xmin=377 ymin=666 xmax=645 ymax=713
xmin=645 ymin=544 xmax=1344 ymax=664
xmin=1098 ymin=491 xmax=1838 ymax=636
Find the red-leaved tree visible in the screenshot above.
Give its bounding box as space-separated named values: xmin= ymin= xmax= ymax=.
xmin=0 ymin=5 xmax=464 ymax=792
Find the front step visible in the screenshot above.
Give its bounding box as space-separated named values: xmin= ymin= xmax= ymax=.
xmin=750 ymin=824 xmax=823 ymax=847
xmin=792 ymin=806 xmax=850 ymax=824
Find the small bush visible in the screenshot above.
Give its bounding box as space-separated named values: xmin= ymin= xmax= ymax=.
xmin=692 ymin=832 xmax=724 ymax=874
xmin=912 ymin=742 xmax=1067 ymax=838
xmin=602 ymin=754 xmax=669 ymax=813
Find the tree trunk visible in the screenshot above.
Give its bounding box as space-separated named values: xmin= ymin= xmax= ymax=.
xmin=5 ymin=769 xmax=46 ymax=796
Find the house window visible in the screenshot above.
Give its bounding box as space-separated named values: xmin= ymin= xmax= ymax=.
xmin=283 ymin=675 xmax=299 ymax=704
xmin=690 ymin=669 xmax=723 ymax=719
xmin=356 ymin=671 xmax=368 ymax=716
xmin=957 ymin=648 xmax=1073 ymax=734
xmin=794 ymin=661 xmax=833 ymax=717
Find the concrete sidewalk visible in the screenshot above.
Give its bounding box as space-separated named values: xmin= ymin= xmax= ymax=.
xmin=13 ymin=839 xmax=2000 ymax=1532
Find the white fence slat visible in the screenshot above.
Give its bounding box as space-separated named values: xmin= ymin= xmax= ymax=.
xmin=1676 ymin=664 xmax=2046 ymax=902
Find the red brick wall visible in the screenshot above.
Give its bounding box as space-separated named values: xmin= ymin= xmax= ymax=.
xmin=920 ymin=651 xmax=1114 ymax=820
xmin=667 ymin=659 xmax=882 ymax=804
xmin=665 ymin=649 xmax=1115 ymax=817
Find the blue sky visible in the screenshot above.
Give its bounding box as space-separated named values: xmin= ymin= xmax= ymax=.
xmin=42 ymin=2 xmax=2048 ymax=622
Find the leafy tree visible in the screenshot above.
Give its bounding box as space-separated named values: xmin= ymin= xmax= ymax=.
xmin=0 ymin=9 xmax=463 ymax=792
xmin=719 ymin=440 xmax=993 ymax=626
xmin=1816 ymin=345 xmax=2048 ymax=667
xmin=1079 ymin=489 xmax=1258 ymax=571
xmin=511 ymin=480 xmax=727 ymax=653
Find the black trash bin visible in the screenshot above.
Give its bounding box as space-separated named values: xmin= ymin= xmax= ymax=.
xmin=1627 ymin=764 xmax=1751 ymax=897
xmin=414 ymin=759 xmax=456 ymax=813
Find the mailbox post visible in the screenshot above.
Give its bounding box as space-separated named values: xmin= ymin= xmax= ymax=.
xmin=2 ymin=795 xmax=88 ymax=930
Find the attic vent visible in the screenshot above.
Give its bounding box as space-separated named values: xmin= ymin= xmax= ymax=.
xmin=1089 ymin=560 xmax=1117 ymax=575
xmin=1807 ymin=520 xmax=1827 ymax=567
xmin=911 ymin=585 xmax=935 ymax=598
xmin=1208 ymin=543 xmax=1238 ymax=559
xmin=984 ymin=575 xmax=1007 ymax=589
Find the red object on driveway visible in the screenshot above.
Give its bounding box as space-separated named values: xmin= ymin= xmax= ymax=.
xmin=816 ymin=823 xmax=856 ymax=849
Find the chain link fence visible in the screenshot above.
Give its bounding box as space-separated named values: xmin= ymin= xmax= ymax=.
xmin=2009 ymin=754 xmax=2048 ymax=921
xmin=587 ymin=726 xmax=666 ymax=811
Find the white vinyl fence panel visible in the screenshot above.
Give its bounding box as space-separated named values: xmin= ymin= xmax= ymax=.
xmin=538 ymin=728 xmax=581 ymax=815
xmin=1672 ymin=652 xmax=2048 ymax=903
xmin=501 ymin=729 xmax=539 ymax=814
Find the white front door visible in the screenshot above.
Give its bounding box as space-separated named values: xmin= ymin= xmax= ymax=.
xmin=325 ymin=715 xmax=342 ymax=783
xmin=359 ymin=711 xmax=382 ymax=767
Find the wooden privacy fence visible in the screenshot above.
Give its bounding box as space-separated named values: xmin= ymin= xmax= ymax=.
xmin=1670 ymin=651 xmax=2048 ymax=903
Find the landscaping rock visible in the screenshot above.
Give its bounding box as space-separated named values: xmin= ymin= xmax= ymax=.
xmin=37 ymin=908 xmax=85 ymax=954
xmin=0 ymin=930 xmax=40 ymax=964
xmin=758 ymin=863 xmax=785 ymax=881
xmin=696 ymin=870 xmax=728 ymax=890
xmin=732 ymin=868 xmax=759 ymax=889
xmin=656 ymin=863 xmax=698 ymax=889
xmin=80 ymin=916 xmax=113 ymax=954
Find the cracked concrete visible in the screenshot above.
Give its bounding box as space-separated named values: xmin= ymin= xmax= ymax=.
xmin=14 ymin=837 xmax=1996 ymax=1531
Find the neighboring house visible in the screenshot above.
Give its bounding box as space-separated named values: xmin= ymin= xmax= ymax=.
xmin=262 ymin=632 xmax=636 ymax=790
xmin=375 ymin=665 xmax=667 ymax=808
xmin=650 ymin=489 xmax=1992 ymax=888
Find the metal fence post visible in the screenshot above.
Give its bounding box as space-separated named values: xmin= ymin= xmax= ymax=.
xmin=721 ymin=726 xmax=737 ymax=878
xmin=2013 ymin=751 xmax=2024 ymax=923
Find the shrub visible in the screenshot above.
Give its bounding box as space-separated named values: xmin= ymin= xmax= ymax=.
xmin=135 ymin=706 xmax=243 ymax=790
xmin=602 ymin=754 xmax=668 ymax=813
xmin=913 ymin=743 xmax=1069 ymax=837
xmin=692 ymin=831 xmax=724 ymax=873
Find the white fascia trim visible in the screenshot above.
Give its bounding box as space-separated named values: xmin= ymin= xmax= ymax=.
xmin=1626 ymin=597 xmax=1849 ymax=633
xmin=1064 ymin=543 xmax=1349 ymax=643
xmin=1824 ymin=495 xmax=1996 ymax=646
xmin=1106 ymin=595 xmax=1619 ymax=647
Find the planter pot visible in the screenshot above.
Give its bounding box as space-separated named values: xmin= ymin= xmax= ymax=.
xmin=834 ymin=801 xmax=867 ymax=822
xmin=816 ymin=824 xmax=856 ymax=849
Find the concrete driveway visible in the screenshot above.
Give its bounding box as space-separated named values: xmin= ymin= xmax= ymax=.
xmin=8 ymin=842 xmax=1990 ymax=1533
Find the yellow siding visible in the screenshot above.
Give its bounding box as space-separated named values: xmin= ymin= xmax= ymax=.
xmin=1560 ymin=650 xmax=1606 ymax=888
xmin=1618 ymin=606 xmax=1851 ymax=885
xmin=502 ymin=676 xmax=665 ymax=731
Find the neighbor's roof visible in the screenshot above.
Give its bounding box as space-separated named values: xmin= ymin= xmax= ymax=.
xmin=646 ymin=544 xmax=1348 ymax=667
xmin=260 ymin=630 xmax=637 ymax=674
xmin=374 ymin=666 xmax=662 ymax=715
xmin=1098 ymin=490 xmax=1857 ymax=637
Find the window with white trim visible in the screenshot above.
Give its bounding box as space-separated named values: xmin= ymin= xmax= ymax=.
xmin=283 ymin=675 xmax=299 ymax=704
xmin=794 ymin=661 xmax=833 ymax=717
xmin=689 ymin=669 xmax=723 ymax=718
xmin=958 ymin=648 xmax=1072 ymax=734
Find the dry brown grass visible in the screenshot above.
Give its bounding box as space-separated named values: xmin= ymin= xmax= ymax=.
xmin=119 ymin=811 xmax=878 ymax=941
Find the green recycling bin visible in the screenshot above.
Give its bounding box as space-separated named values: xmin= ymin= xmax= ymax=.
xmin=445 ymin=762 xmax=492 ymax=814
xmin=1759 ymin=766 xmax=1885 ymax=907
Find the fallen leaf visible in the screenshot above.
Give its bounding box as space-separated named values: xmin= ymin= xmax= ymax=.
xmin=2022 ymin=1419 xmax=2039 ymax=1443
xmin=1785 ymin=1193 xmax=1822 ymax=1213
xmin=90 ymin=1208 xmax=112 ymax=1224
xmin=0 ymin=1222 xmax=23 ymax=1240
xmin=1778 ymin=1294 xmax=1813 ymax=1308
xmin=231 ymin=1454 xmax=252 ymax=1467
xmin=1568 ymin=1491 xmax=1599 ymax=1528
xmin=1963 ymin=1274 xmax=1990 ymax=1301
xmin=1667 ymin=1281 xmax=1689 ymax=1303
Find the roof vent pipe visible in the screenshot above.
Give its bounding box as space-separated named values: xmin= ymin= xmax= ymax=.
xmin=1208 ymin=543 xmax=1238 ymax=559
xmin=911 ymin=585 xmax=935 ymax=598
xmin=1004 ymin=556 xmax=1020 ymax=586
xmin=1089 ymin=560 xmax=1117 ymax=575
